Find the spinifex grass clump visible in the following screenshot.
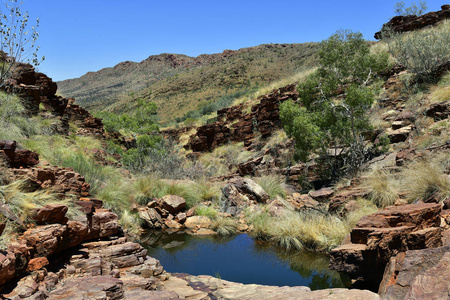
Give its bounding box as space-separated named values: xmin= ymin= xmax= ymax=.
xmin=211 ymin=216 xmax=239 ymax=237
xmin=133 ymin=175 xmax=221 ymax=209
xmin=365 ymin=168 xmax=398 ymax=208
xmin=248 ymin=210 xmax=347 ymax=252
xmin=255 ymin=174 xmax=286 ymax=200
xmin=401 ymin=154 xmax=450 ymax=202
xmin=248 ymin=198 xmax=377 ymax=252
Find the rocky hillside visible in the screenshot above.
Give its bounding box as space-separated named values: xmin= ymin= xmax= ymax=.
xmin=57 ymin=43 xmax=319 ymax=123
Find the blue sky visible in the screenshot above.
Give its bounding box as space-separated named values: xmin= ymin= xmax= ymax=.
xmin=15 ymin=0 xmax=446 ymax=81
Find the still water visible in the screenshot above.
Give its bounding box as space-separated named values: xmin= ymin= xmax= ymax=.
xmin=141 ymin=231 xmax=349 ymax=290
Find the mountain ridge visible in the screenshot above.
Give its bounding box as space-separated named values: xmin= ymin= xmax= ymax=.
xmin=57 ymin=42 xmax=319 ymax=122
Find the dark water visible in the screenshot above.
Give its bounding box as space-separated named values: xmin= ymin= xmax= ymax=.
xmin=141 ymin=231 xmax=349 ymax=290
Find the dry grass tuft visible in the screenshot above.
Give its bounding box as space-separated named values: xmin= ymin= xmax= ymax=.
xmin=365 ymin=168 xmax=399 ymax=207
xmin=401 ymin=154 xmax=450 ymax=202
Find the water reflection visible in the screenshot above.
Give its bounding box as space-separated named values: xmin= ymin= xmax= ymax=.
xmin=141 ymin=230 xmax=349 ymax=290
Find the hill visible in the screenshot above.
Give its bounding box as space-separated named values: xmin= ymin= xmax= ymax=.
xmin=57 ymin=43 xmax=319 ymax=123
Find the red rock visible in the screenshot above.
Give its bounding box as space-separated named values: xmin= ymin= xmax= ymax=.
xmin=184 ymin=84 xmax=298 ymax=152
xmin=76 ymin=200 xmax=94 ymax=214
xmin=62 ymin=221 xmax=88 ymax=250
xmin=184 ymin=216 xmax=211 ymax=229
xmin=165 ymin=219 xmax=183 ymax=229
xmin=387 ymin=125 xmax=413 ymax=143
xmin=27 ymin=257 xmax=49 ymax=271
xmin=22 ymin=224 xmax=67 ymax=257
xmin=186 ymin=207 xmax=195 ymax=217
xmin=32 ymin=204 xmax=68 ymax=224
xmin=356 ymin=203 xmax=441 ymax=230
xmin=47 ymin=276 xmax=124 ymax=300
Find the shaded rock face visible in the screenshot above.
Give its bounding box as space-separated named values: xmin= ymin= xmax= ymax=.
xmin=375 ymin=5 xmax=450 ymax=39
xmin=426 ymin=100 xmax=450 ymax=121
xmin=330 ymin=203 xmax=442 ymax=290
xmin=0 ymin=140 xmax=39 ymax=168
xmin=184 ymin=84 xmax=298 ymax=152
xmin=379 ymin=246 xmax=450 ymax=299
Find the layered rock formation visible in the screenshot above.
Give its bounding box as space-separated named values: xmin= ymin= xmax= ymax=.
xmin=183 ymin=84 xmax=298 ymax=152
xmin=330 ymin=203 xmax=443 ymax=290
xmin=375 ymin=5 xmax=450 ymax=39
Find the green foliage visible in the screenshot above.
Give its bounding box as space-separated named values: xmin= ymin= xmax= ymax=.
xmin=394 ymin=1 xmax=427 ymax=16
xmin=280 ymin=30 xmax=389 ymax=171
xmin=97 ymin=99 xmax=158 ymax=134
xmin=386 ymin=21 xmax=450 ymax=82
xmin=195 ymin=206 xmax=219 ymax=219
xmin=0 ymin=0 xmax=43 ymax=84
xmin=0 ymin=92 xmax=35 ymax=140
xmin=175 ymin=88 xmax=257 ymax=123
xmin=280 ymin=100 xmax=323 ymax=161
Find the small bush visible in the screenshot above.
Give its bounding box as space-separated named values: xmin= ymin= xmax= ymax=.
xmin=386 ymin=21 xmax=450 ymax=81
xmin=394 ymin=0 xmax=427 ymax=16
xmin=119 ymin=209 xmax=143 ymax=236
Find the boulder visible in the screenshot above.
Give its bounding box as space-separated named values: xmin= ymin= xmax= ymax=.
xmin=21 ymin=224 xmax=67 ymax=257
xmin=386 ymin=125 xmax=413 ymax=143
xmin=48 ymin=276 xmax=124 ymax=300
xmin=228 ymin=177 xmax=269 ymax=203
xmin=161 ymin=195 xmax=186 ymax=214
xmin=27 ymin=257 xmax=49 ymax=271
xmin=308 ymin=187 xmax=334 ymax=201
xmin=426 ymin=100 xmax=450 ymax=121
xmin=138 ymin=208 xmax=163 ymax=229
xmin=32 ymin=204 xmax=68 ymax=224
xmin=0 ymin=251 xmax=17 ymax=286
xmin=184 ymin=216 xmax=211 ymax=229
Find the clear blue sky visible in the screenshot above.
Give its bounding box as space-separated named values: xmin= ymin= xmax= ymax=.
xmin=16 ymin=0 xmax=447 ymax=81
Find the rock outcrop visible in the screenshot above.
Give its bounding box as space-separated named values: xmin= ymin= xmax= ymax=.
xmin=375 ymin=5 xmax=450 ymax=39
xmin=183 ymin=84 xmax=298 ymax=152
xmin=329 ymin=203 xmax=443 ymax=290
xmin=378 ymin=245 xmax=450 ymax=299
xmin=11 ymin=165 xmax=91 ymax=198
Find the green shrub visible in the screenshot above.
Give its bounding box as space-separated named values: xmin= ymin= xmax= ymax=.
xmin=195 ymin=206 xmax=219 ymax=219
xmin=386 ymin=21 xmax=450 ymax=81
xmin=394 ymin=1 xmax=427 ymax=16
